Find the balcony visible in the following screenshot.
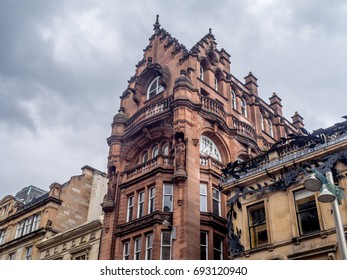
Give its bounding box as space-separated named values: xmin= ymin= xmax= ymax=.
xmin=233 ymin=118 xmax=256 ymax=140
xmin=200 ymin=96 xmax=226 ymax=119
xmin=124 ymin=97 xmax=173 ymax=132
xmin=122 ymin=155 xmax=174 ymax=182
xmin=200 ymin=155 xmax=225 ymax=173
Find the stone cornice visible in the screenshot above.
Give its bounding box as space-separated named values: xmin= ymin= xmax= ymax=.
xmin=36 ymin=219 xmax=102 ymax=250
xmin=115 ymin=211 xmax=172 ymax=236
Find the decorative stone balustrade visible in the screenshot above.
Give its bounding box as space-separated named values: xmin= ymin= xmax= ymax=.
xmin=123 ymin=156 xmax=174 ymax=180
xmin=200 ymin=96 xmax=226 ymax=119
xmin=233 ymin=118 xmax=256 ymax=140
xmin=124 ymin=97 xmax=173 ymax=132
xmin=200 ymin=155 xmax=225 ymax=172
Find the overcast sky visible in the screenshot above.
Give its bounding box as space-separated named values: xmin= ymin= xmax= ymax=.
xmin=1 ymin=0 xmax=346 ymax=199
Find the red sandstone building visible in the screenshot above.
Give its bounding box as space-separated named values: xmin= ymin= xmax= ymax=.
xmin=98 ymin=16 xmax=303 ymax=260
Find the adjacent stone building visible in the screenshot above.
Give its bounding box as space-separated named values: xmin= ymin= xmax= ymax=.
xmin=0 ymin=166 xmax=107 ymax=260
xmin=98 ymin=16 xmax=302 ymax=260
xmin=221 ymin=119 xmax=347 ymax=260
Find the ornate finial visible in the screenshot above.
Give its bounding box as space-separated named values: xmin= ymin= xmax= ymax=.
xmin=209 ymin=28 xmax=212 ymax=34
xmin=153 ymin=14 xmax=161 ymax=33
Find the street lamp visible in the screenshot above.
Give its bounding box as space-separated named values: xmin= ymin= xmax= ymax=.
xmin=304 ymin=168 xmax=347 ymax=260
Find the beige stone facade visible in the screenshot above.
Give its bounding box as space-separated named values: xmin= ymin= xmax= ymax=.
xmin=221 ymin=120 xmax=347 ymax=260
xmin=0 ymin=165 xmax=107 ymax=260
xmin=99 ymin=16 xmax=302 ymax=260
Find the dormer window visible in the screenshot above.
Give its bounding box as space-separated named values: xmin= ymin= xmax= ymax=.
xmin=260 ymin=113 xmax=264 ymax=130
xmin=200 ymin=65 xmax=204 ymax=81
xmin=142 ymin=151 xmax=149 ymax=163
xmin=214 ymin=76 xmax=218 ymax=91
xmin=231 ymin=90 xmax=237 ymax=110
xmin=241 ymin=98 xmax=247 ymax=117
xmin=152 ymin=145 xmax=159 ymax=158
xmin=147 ymin=77 xmax=164 ymax=99
xmin=162 ymin=142 xmax=169 ymax=155
xmin=268 ymin=119 xmax=274 ymax=137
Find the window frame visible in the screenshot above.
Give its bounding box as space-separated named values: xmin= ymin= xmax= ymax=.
xmin=123 ymin=241 xmax=130 ymax=260
xmin=127 ymin=195 xmax=134 ymax=222
xmin=24 ymin=245 xmax=33 ymax=260
xmin=268 ymin=119 xmax=274 ymax=137
xmin=145 ymin=233 xmax=153 ymax=260
xmin=147 ymin=77 xmax=164 ymax=99
xmin=23 ymin=216 xmax=34 ymax=235
xmin=1 ymin=205 xmax=8 ymax=217
xmin=200 ymin=135 xmax=222 ymax=161
xmin=213 ymin=234 xmax=223 ymax=260
xmin=137 ymin=191 xmax=145 ymax=218
xmin=8 ymin=252 xmax=16 ymax=260
xmin=163 ymin=183 xmax=173 ymax=212
xmin=200 ymin=231 xmax=208 ymax=260
xmin=152 ymin=145 xmax=159 ymax=158
xmin=241 ymin=97 xmax=247 ymax=117
xmin=260 ymin=113 xmax=264 ymax=131
xmin=134 ymin=237 xmax=142 ymax=260
xmin=15 ymin=213 xmax=41 ymax=238
xmin=162 ymin=142 xmax=169 ymax=156
xmin=231 ymin=90 xmax=237 ymax=110
xmin=0 ymin=228 xmax=6 ymax=245
xmin=161 ymin=231 xmax=172 ymax=260
xmin=214 ymin=76 xmax=218 ymax=91
xmin=212 ymin=187 xmax=221 ymax=216
xmin=294 ymin=189 xmax=321 ymax=236
xmin=148 ymin=187 xmax=156 ymax=214
xmin=248 ymin=202 xmax=268 ymax=249
xmin=200 ymin=65 xmax=204 ymax=81
xmin=200 ymin=183 xmax=207 ymax=212
xmin=142 ymin=151 xmax=149 ymax=163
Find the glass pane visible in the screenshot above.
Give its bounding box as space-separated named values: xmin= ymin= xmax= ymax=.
xmin=213 ymin=235 xmax=222 ymax=250
xmin=164 ymin=184 xmax=173 ymax=195
xmin=163 ymin=196 xmax=172 ymax=211
xmin=163 ymin=143 xmax=169 ymax=155
xmin=150 ymin=187 xmax=156 ymax=197
xmin=212 ymin=188 xmax=219 ymax=199
xmin=200 ymin=232 xmax=207 ymax=245
xmin=200 ymin=184 xmax=207 ymax=195
xmin=295 ymin=190 xmax=320 ymax=235
xmin=162 ymin=232 xmax=171 ymax=245
xmin=250 ymin=224 xmax=268 ymax=247
xmin=200 ymin=196 xmax=207 ymax=212
xmin=146 ymin=248 xmax=152 ymax=260
xmin=147 ymin=234 xmax=153 ymax=247
xmin=213 ymin=200 xmax=219 ymax=215
xmin=213 ymin=250 xmax=222 ymax=260
xmin=161 ymin=247 xmax=171 ymax=260
xmin=298 ymin=209 xmax=320 ymax=234
xmin=250 ymin=207 xmax=266 ymax=226
xmin=200 ymin=247 xmax=208 ymax=260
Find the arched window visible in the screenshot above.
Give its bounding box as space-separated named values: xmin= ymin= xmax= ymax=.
xmin=142 ymin=151 xmax=148 ymax=163
xmin=231 ymin=90 xmax=237 ymax=110
xmin=162 ymin=142 xmax=169 ymax=156
xmin=147 ymin=77 xmax=164 ymax=99
xmin=152 ymin=145 xmax=159 ymax=158
xmin=268 ymin=119 xmax=274 ymax=137
xmin=214 ymin=76 xmax=218 ymax=91
xmin=241 ymin=98 xmax=247 ymax=117
xmin=200 ymin=135 xmax=221 ymax=161
xmin=200 ymin=65 xmax=204 ymax=81
xmin=260 ymin=113 xmax=264 ymax=131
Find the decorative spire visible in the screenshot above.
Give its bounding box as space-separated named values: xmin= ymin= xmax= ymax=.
xmin=209 ymin=28 xmax=212 ymax=35
xmin=153 ymin=14 xmax=161 ymax=33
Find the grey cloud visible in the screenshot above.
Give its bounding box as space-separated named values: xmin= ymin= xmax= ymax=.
xmin=0 ymin=0 xmax=346 ymax=199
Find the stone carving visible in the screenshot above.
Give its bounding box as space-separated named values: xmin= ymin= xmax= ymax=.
xmin=175 ymin=137 xmax=186 ymax=170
